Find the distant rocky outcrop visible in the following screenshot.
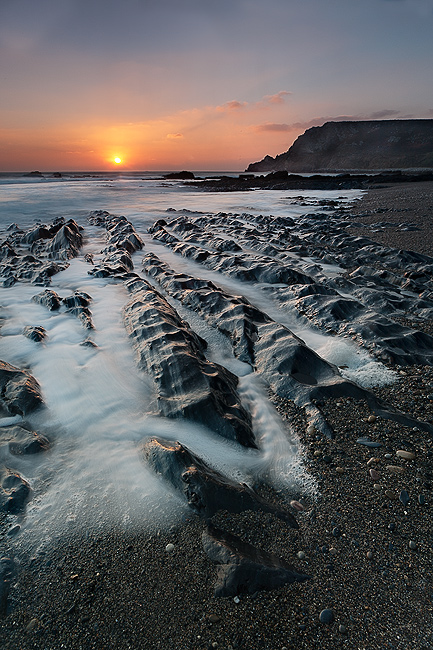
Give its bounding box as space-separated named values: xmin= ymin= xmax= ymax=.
xmin=247 ymin=119 xmax=433 ymax=172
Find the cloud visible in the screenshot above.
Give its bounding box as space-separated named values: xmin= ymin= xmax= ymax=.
xmin=252 ymin=123 xmax=291 ymax=132
xmin=216 ymin=100 xmax=248 ymax=112
xmin=166 ymin=132 xmax=184 ymax=139
xmin=263 ymin=91 xmax=291 ymax=105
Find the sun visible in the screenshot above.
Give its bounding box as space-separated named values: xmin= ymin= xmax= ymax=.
xmin=114 ymin=157 xmax=122 ymax=164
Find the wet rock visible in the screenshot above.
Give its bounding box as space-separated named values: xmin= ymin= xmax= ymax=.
xmin=20 ymin=225 xmax=51 ymax=245
xmin=202 ymin=524 xmax=310 ymax=597
xmin=142 ymin=438 xmax=298 ymax=527
xmin=0 ymin=469 xmax=31 ymax=514
xmin=4 ymin=424 xmax=50 ymax=455
xmin=124 ymin=282 xmax=255 ymax=447
xmin=88 ymin=212 xmax=144 ymax=277
xmin=319 ymin=608 xmax=335 ymax=624
xmin=399 ymin=490 xmax=410 ymax=506
xmin=32 ymin=289 xmax=62 ymax=311
xmin=43 ymin=219 xmax=83 ymax=260
xmin=141 ymin=252 xmax=433 ymax=436
xmin=0 ymin=360 xmax=44 ymax=416
xmin=23 ymin=325 xmax=47 ymax=342
xmin=63 ymin=291 xmax=94 ymax=329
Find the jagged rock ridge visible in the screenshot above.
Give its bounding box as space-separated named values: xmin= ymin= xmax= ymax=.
xmin=247 ymin=119 xmax=433 ymax=172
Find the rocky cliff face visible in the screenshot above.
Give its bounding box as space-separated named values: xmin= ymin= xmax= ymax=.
xmin=247 ymin=119 xmax=433 ymax=172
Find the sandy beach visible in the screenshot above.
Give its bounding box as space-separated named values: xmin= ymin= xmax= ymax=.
xmin=1 ymin=182 xmax=433 ymax=650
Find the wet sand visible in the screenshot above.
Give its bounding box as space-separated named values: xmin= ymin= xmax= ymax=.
xmin=1 ymin=183 xmax=433 ymax=650
xmin=349 ymin=181 xmax=433 ymax=256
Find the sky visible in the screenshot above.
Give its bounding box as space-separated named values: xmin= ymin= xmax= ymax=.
xmin=1 ymin=0 xmax=433 ymax=171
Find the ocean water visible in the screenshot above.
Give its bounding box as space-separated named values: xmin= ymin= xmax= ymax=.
xmin=0 ymin=172 xmax=394 ymax=549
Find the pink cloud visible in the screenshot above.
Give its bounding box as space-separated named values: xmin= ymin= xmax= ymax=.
xmin=166 ymin=132 xmax=184 ymax=139
xmin=263 ymin=91 xmax=292 ymax=105
xmin=217 ymin=100 xmax=248 ymax=112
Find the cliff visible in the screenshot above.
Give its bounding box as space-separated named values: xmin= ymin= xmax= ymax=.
xmin=247 ymin=119 xmax=433 ymax=172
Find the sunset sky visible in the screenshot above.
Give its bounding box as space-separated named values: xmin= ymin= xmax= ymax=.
xmin=1 ymin=0 xmax=433 ymax=171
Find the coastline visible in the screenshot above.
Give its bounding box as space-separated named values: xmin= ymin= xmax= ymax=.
xmin=1 ymin=183 xmax=433 ymax=650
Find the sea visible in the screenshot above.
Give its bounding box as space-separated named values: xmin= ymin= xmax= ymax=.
xmin=0 ymin=171 xmax=395 ymax=551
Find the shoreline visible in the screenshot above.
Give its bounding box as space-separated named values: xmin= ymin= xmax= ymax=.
xmin=1 ymin=183 xmax=433 ymax=649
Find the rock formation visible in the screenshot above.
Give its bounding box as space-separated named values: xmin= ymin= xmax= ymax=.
xmin=202 ymin=524 xmax=310 ymax=597
xmin=123 ymin=279 xmax=256 ymax=447
xmin=0 ymin=361 xmax=44 ymax=416
xmin=247 ymin=119 xmax=433 ymax=172
xmin=0 ymin=217 xmax=83 ymax=286
xmin=142 ymin=438 xmax=298 ymax=526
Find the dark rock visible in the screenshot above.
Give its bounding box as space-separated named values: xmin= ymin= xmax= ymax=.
xmin=63 ymin=291 xmax=94 ymax=329
xmin=124 ymin=281 xmax=255 ymax=447
xmin=44 ymin=220 xmax=83 ymax=260
xmin=319 ymin=608 xmax=335 ymax=624
xmin=32 ymin=289 xmax=62 ymax=311
xmin=20 ymin=226 xmax=51 ymax=245
xmin=87 ymin=212 xmax=144 ymax=277
xmin=0 ymin=469 xmax=31 ymax=514
xmin=23 ymin=325 xmax=47 ymax=342
xmin=4 ymin=425 xmax=50 ymax=455
xmin=202 ymin=523 xmax=310 ymax=597
xmin=164 ymin=171 xmax=195 ymax=180
xmin=141 ymin=251 xmax=433 ymax=436
xmin=142 ymin=438 xmax=298 ymax=527
xmin=0 ymin=360 xmax=44 ymax=415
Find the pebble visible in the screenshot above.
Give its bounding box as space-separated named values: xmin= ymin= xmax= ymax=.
xmin=385 ymin=490 xmax=397 ymax=500
xmin=297 ymin=551 xmax=306 ymax=560
xmin=369 ymin=468 xmax=380 ymax=480
xmin=386 ymin=465 xmax=404 ymax=474
xmin=366 ymin=551 xmax=373 ymax=560
xmin=233 ymin=596 xmax=240 ymax=604
xmin=335 ymin=467 xmax=345 ymax=474
xmin=7 ymin=524 xmax=21 ymax=537
xmin=384 ymin=453 xmax=392 ymax=459
xmin=399 ymin=490 xmax=410 ymax=506
xmin=367 ymin=457 xmax=379 ymax=466
xmin=356 ymin=437 xmax=382 ymax=448
xmin=329 ymin=547 xmax=338 ymax=556
xmin=339 ymin=624 xmax=347 ymax=634
xmin=290 ymin=500 xmax=304 ymax=511
xmin=373 ymin=483 xmax=382 ymax=490
xmin=332 ymin=526 xmax=341 ymax=538
xmin=367 ymin=415 xmax=377 ymax=423
xmin=396 ymin=450 xmax=416 ymax=460
xmin=165 ymin=543 xmax=175 ymax=553
xmin=208 ymin=614 xmax=221 ymax=623
xmin=408 ymin=541 xmax=417 ymax=550
xmin=319 ymin=608 xmax=335 ymax=624
xmin=306 ymin=425 xmax=316 ymax=435
xmin=418 ymin=494 xmax=425 ymax=505
xmin=25 ymin=619 xmax=39 ymax=632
